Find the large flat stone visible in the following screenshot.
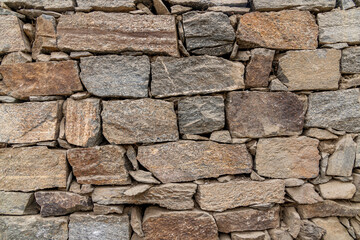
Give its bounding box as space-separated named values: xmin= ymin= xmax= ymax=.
xmin=195 ymin=180 xmax=285 ymax=212
xmin=68 ymin=145 xmax=130 ymax=185
xmin=0 ymin=15 xmax=30 ymax=54
xmin=236 ymin=10 xmax=318 ymax=50
xmin=312 ymin=217 xmax=353 ymax=240
xmin=0 ymin=147 xmax=68 ymax=191
xmin=0 ymin=191 xmax=37 ymax=215
xmin=80 ymin=55 xmax=150 ymax=98
xmin=277 ymin=49 xmax=341 ymax=91
xmin=137 ymin=140 xmax=252 ymax=183
xmin=0 ymin=0 xmax=74 ymax=11
xmin=319 ymin=180 xmax=356 ymax=199
xmin=286 ymin=183 xmax=323 ymax=204
xmin=0 ymin=61 xmax=82 ymax=100
xmin=151 ymin=55 xmax=244 ymax=98
xmin=341 ymin=46 xmax=360 ymax=74
xmin=57 ymin=12 xmax=179 ymax=56
xmin=226 ymin=91 xmax=305 ymax=138
xmin=296 ymin=200 xmax=360 ymax=218
xmin=102 ymin=99 xmax=178 ymax=144
xmin=92 ymin=183 xmax=197 ymax=210
xmin=77 ymin=0 xmax=136 ymax=11
xmin=255 ymin=137 xmax=320 ymax=179
xmin=252 ymin=0 xmax=336 ymax=11
xmin=142 ymin=207 xmax=218 ymax=240
xmin=305 ymin=89 xmax=360 ymax=132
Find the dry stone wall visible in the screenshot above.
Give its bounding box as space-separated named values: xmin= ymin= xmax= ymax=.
xmin=0 ymin=0 xmax=360 ymax=239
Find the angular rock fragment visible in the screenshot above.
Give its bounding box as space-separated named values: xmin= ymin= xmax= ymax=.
xmin=286 ymin=183 xmax=323 ymax=204
xmin=77 ymin=0 xmax=136 ymax=12
xmin=304 ymin=128 xmax=338 ymax=140
xmin=0 ymin=192 xmax=38 ymax=215
xmin=131 ymin=206 xmax=144 ymax=237
xmin=340 ymin=74 xmax=360 ymax=89
xmin=1 ymin=0 xmax=74 ymax=11
xmin=352 ymin=173 xmax=360 ymax=201
xmin=129 ymin=170 xmax=160 ymax=184
xmin=251 ymin=0 xmax=336 ymax=11
xmin=297 ymin=200 xmax=360 ymax=218
xmin=137 ymin=140 xmax=252 ymax=183
xmin=0 ymin=15 xmax=30 ymax=54
xmin=32 ymin=14 xmax=57 ymax=58
xmin=1 ymin=51 xmax=32 ymax=65
xmin=151 ymin=55 xmax=244 ymax=98
xmin=168 ymin=0 xmax=248 ymax=8
xmin=124 ymin=184 xmax=152 ymax=196
xmin=268 ymin=229 xmax=292 ymax=240
xmin=210 ymin=130 xmax=232 ymax=143
xmin=93 ymin=204 xmax=124 ymax=215
xmin=297 ymin=220 xmax=326 ymax=240
xmin=231 ymin=231 xmax=268 ymax=240
xmin=283 ymin=207 xmax=302 ymax=238
xmin=341 ymin=46 xmax=360 ymax=73
xmin=319 ymin=180 xmax=356 ymax=199
xmin=312 ymin=217 xmax=353 ymax=240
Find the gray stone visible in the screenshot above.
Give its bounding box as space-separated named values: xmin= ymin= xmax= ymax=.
xmin=151 ymin=55 xmax=244 ymax=98
xmin=356 ymin=137 xmax=360 ymax=167
xmin=286 ymin=183 xmax=323 ymax=204
xmin=0 ymin=15 xmax=30 ymax=54
xmin=167 ymin=0 xmax=248 ymax=8
xmin=183 ymin=11 xmax=235 ymax=56
xmin=76 ymin=0 xmax=136 ymax=11
xmin=80 ymin=55 xmax=150 ymax=98
xmin=129 ymin=170 xmax=160 ymax=184
xmin=269 ymin=78 xmax=288 ymax=91
xmin=341 ymin=46 xmax=360 ymax=73
xmin=178 ymin=95 xmax=225 ymax=134
xmin=93 ymin=204 xmax=124 ymax=215
xmin=283 ymin=207 xmax=302 ymax=238
xmin=268 ymin=229 xmax=292 ymax=240
xmin=0 ymin=191 xmax=37 ymax=215
xmin=126 ymin=145 xmax=139 ymax=170
xmin=352 ymin=173 xmax=360 ymax=201
xmin=305 ymin=89 xmax=360 ymax=132
xmin=337 ymin=0 xmax=356 ymax=9
xmin=231 ymin=231 xmax=268 ymax=240
xmin=210 ymin=130 xmax=232 ymax=143
xmin=297 ymin=220 xmax=326 ymax=240
xmin=252 ymin=0 xmax=336 ymax=11
xmin=170 ymin=4 xmax=192 ymax=14
xmin=207 ymin=6 xmax=250 ymax=15
xmin=284 ymin=178 xmax=305 ymax=187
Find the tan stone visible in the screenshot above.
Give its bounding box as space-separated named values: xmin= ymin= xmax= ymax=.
xmin=1 ymin=51 xmax=32 ymax=65
xmin=124 ymin=184 xmax=152 ymax=196
xmin=312 ymin=217 xmax=353 ymax=240
xmin=93 ymin=204 xmax=124 ymax=215
xmin=304 ymin=128 xmax=338 ymax=140
xmin=153 ymin=0 xmax=170 ymax=14
xmin=76 ymin=0 xmax=136 ymax=12
xmin=131 ymin=206 xmax=144 ymax=237
xmin=129 ymin=170 xmax=160 ymax=184
xmin=283 ymin=207 xmax=302 ymax=238
xmin=297 ymin=200 xmax=360 ymax=218
xmin=286 ymin=183 xmax=323 ymax=204
xmin=0 ymin=15 xmax=30 ymax=54
xmin=319 ymin=180 xmax=356 ymax=199
xmin=0 ymin=191 xmax=38 ymax=215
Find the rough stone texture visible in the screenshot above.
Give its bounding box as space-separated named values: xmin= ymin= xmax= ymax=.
xmin=231 ymin=232 xmax=268 ymax=240
xmin=168 ymin=0 xmax=248 ymax=8
xmin=93 ymin=204 xmax=124 ymax=215
xmin=57 ymin=12 xmax=179 ymax=56
xmin=131 ymin=206 xmax=144 ymax=237
xmin=69 ymin=213 xmax=130 ymax=240
xmin=80 ymin=55 xmax=150 ymax=98
xmin=312 ymin=217 xmax=353 ymax=240
xmin=341 ymin=46 xmax=360 ymax=74
xmin=195 ymin=180 xmax=285 ymax=212
xmin=226 ymin=91 xmax=305 ymax=138
xmin=283 ymin=207 xmax=302 ymax=238
xmin=352 ymin=173 xmax=360 ymax=201
xmin=319 ymin=181 xmax=356 ymax=199
xmin=0 ymin=191 xmax=37 ymax=215
xmin=318 ymin=8 xmax=360 ymax=44
xmin=0 ymin=15 xmax=30 ymax=54
xmin=255 ymin=137 xmax=320 ymax=179
xmin=65 ymin=98 xmax=102 ymax=147
xmin=297 ymin=220 xmax=326 ymax=240
xmin=297 ymin=200 xmax=360 ymax=218
xmin=304 ymin=128 xmax=338 ymax=140
xmin=0 ymin=0 xmax=74 ymax=11
xmin=268 ymin=229 xmax=292 ymax=240
xmin=35 ymin=191 xmax=93 ymax=217
xmin=142 ymin=207 xmax=218 ymax=240
xmin=252 ymin=0 xmax=336 ymax=11
xmin=286 ymin=183 xmax=323 ymax=204
xmin=151 ymin=55 xmax=244 ymax=98
xmin=277 ymin=49 xmax=341 ymax=91
xmin=178 ymin=96 xmax=225 ymax=135
xmin=0 ymin=215 xmax=68 ymax=240
xmin=236 ymin=10 xmax=318 ymax=50
xmin=213 ymin=206 xmax=280 ymax=233
xmin=124 ymin=184 xmax=152 ymax=196
xmin=92 ymin=183 xmax=197 ymax=210
xmin=0 ymin=61 xmax=82 ymax=100
xmin=129 ymin=170 xmax=160 ymax=184
xmin=68 ymin=145 xmax=130 ymax=185
xmin=305 ymin=89 xmax=360 ymax=132
xmin=0 ymin=147 xmax=68 ymax=191
xmin=77 ymin=0 xmax=136 ymax=11
xmin=1 ymin=51 xmax=32 ymax=65
xmin=137 ymin=140 xmax=252 ymax=183
xmin=183 ymin=11 xmax=235 ymax=56
xmin=102 ymin=99 xmax=178 ymax=144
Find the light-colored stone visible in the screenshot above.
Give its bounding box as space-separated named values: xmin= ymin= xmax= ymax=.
xmin=131 ymin=206 xmax=144 ymax=237
xmin=93 ymin=204 xmax=124 ymax=215
xmin=312 ymin=217 xmax=353 ymax=240
xmin=167 ymin=0 xmax=248 ymax=8
xmin=297 ymin=220 xmax=325 ymax=240
xmin=252 ymin=0 xmax=336 ymax=11
xmin=231 ymin=231 xmax=267 ymax=240
xmin=286 ymin=183 xmax=323 ymax=204
xmin=283 ymin=207 xmax=301 ymax=238
xmin=268 ymin=229 xmax=292 ymax=240
xmin=0 ymin=191 xmax=37 ymax=215
xmin=319 ymin=180 xmax=356 ymax=199
xmin=341 ymin=46 xmax=360 ymax=73
xmin=338 ymin=0 xmax=356 ymax=9
xmin=129 ymin=170 xmax=160 ymax=184
xmin=304 ymin=128 xmax=338 ymax=140
xmin=207 ymin=6 xmax=250 ymax=15
xmin=340 ymin=74 xmax=360 ymax=89
xmin=352 ymin=173 xmax=360 ymax=201
xmin=0 ymin=15 xmax=30 ymax=54
xmin=154 ymin=0 xmax=170 ymax=14
xmin=210 ymin=130 xmax=232 ymax=143
xmin=297 ymin=200 xmax=360 ymax=218
xmin=1 ymin=51 xmax=31 ymax=65
xmin=269 ymin=78 xmax=288 ymax=91
xmin=0 ymin=0 xmax=74 ymax=11
xmin=50 ymin=52 xmax=70 ymax=61
xmin=77 ymin=0 xmax=136 ymax=12
xmin=124 ymin=184 xmax=152 ymax=196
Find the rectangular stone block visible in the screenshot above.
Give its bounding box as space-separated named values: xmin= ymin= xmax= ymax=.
xmin=252 ymin=0 xmax=336 ymax=12
xmin=0 ymin=0 xmax=74 ymax=11
xmin=77 ymin=0 xmax=136 ymax=11
xmin=0 ymin=15 xmax=30 ymax=54
xmin=341 ymin=46 xmax=360 ymax=74
xmin=57 ymin=12 xmax=179 ymax=56
xmin=0 ymin=192 xmax=37 ymax=215
xmin=297 ymin=200 xmax=360 ymax=218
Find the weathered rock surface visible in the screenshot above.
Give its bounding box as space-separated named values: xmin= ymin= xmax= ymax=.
xmin=0 ymin=191 xmax=37 ymax=215
xmin=341 ymin=46 xmax=360 ymax=74
xmin=268 ymin=229 xmax=292 ymax=240
xmin=77 ymin=0 xmax=136 ymax=11
xmin=304 ymin=128 xmax=338 ymax=140
xmin=93 ymin=204 xmax=124 ymax=215
xmin=305 ymin=89 xmax=360 ymax=132
xmin=283 ymin=207 xmax=302 ymax=238
xmin=195 ymin=180 xmax=285 ymax=212
xmin=68 ymin=145 xmax=130 ymax=185
xmin=318 ymin=8 xmax=360 ymax=44
xmin=0 ymin=15 xmax=30 ymax=54
xmin=352 ymin=173 xmax=360 ymax=201
xmin=297 ymin=220 xmax=326 ymax=240
xmin=312 ymin=217 xmax=353 ymax=240
xmin=252 ymin=0 xmax=336 ymax=11
xmin=0 ymin=215 xmax=68 ymax=240
xmin=231 ymin=231 xmax=268 ymax=240
xmin=0 ymin=0 xmax=74 ymax=11
xmin=277 ymin=49 xmax=341 ymax=91
xmin=102 ymin=99 xmax=178 ymax=144
xmin=286 ymin=183 xmax=323 ymax=204
xmin=214 ymin=206 xmax=280 ymax=233
xmin=35 ymin=191 xmax=93 ymax=217
xmin=1 ymin=51 xmax=32 ymax=65
xmin=142 ymin=207 xmax=218 ymax=240
xmin=183 ymin=11 xmax=235 ymax=56
xmin=131 ymin=206 xmax=144 ymax=237
xmin=0 ymin=61 xmax=82 ymax=100
xmin=178 ymin=96 xmax=225 ymax=134
xmin=319 ymin=181 xmax=356 ymax=199
xmin=137 ymin=140 xmax=252 ymax=183
xmin=297 ymin=200 xmax=360 ymax=218
xmin=65 ymin=98 xmax=102 ymax=147
xmin=0 ymin=147 xmax=68 ymax=191
xmin=129 ymin=170 xmax=160 ymax=184
xmin=226 ymin=91 xmax=305 ymax=138
xmin=57 ymin=12 xmax=179 ymax=56
xmin=256 ymin=137 xmax=320 ymax=179
xmin=151 ymin=55 xmax=244 ymax=98
xmin=80 ymin=55 xmax=150 ymax=98
xmin=167 ymin=0 xmax=248 ymax=8
xmin=124 ymin=184 xmax=152 ymax=196
xmin=236 ymin=10 xmax=318 ymax=50
xmin=69 ymin=213 xmax=130 ymax=240
xmin=92 ymin=183 xmax=197 ymax=210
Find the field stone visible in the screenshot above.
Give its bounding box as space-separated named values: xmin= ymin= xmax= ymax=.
xmin=76 ymin=0 xmax=136 ymax=11
xmin=1 ymin=51 xmax=32 ymax=65
xmin=129 ymin=170 xmax=160 ymax=184
xmin=352 ymin=173 xmax=360 ymax=201
xmin=304 ymin=128 xmax=338 ymax=140
xmin=340 ymin=74 xmax=360 ymax=89
xmin=131 ymin=206 xmax=144 ymax=237
xmin=0 ymin=15 xmax=30 ymax=54
xmin=286 ymin=183 xmax=323 ymax=204
xmin=312 ymin=217 xmax=353 ymax=240
xmin=231 ymin=231 xmax=267 ymax=240
xmin=341 ymin=46 xmax=360 ymax=74
xmin=283 ymin=207 xmax=302 ymax=238
xmin=93 ymin=204 xmax=124 ymax=215
xmin=0 ymin=191 xmax=38 ymax=215
xmin=124 ymin=184 xmax=152 ymax=196
xmin=319 ymin=180 xmax=356 ymax=199
xmin=297 ymin=200 xmax=360 ymax=218
xmin=251 ymin=0 xmax=336 ymax=11
xmin=0 ymin=0 xmax=74 ymax=11
xmin=167 ymin=0 xmax=248 ymax=8
xmin=297 ymin=220 xmax=326 ymax=240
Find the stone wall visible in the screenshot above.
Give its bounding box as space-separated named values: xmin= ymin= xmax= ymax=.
xmin=0 ymin=0 xmax=360 ymax=239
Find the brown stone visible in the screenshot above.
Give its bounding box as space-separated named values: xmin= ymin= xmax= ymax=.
xmin=297 ymin=200 xmax=360 ymax=218
xmin=283 ymin=207 xmax=302 ymax=238
xmin=0 ymin=15 xmax=30 ymax=54
xmin=236 ymin=10 xmax=318 ymax=50
xmin=67 ymin=145 xmax=130 ymax=185
xmin=65 ymin=98 xmax=102 ymax=147
xmin=286 ymin=183 xmax=323 ymax=204
xmin=195 ymin=180 xmax=285 ymax=212
xmin=142 ymin=207 xmax=218 ymax=240
xmin=57 ymin=12 xmax=179 ymax=56
xmin=226 ymin=91 xmax=305 ymax=138
xmin=0 ymin=61 xmax=82 ymax=100
xmin=129 ymin=170 xmax=160 ymax=184
xmin=297 ymin=220 xmax=325 ymax=240
xmin=35 ymin=191 xmax=93 ymax=217
xmin=0 ymin=147 xmax=68 ymax=191
xmin=213 ymin=206 xmax=280 ymax=233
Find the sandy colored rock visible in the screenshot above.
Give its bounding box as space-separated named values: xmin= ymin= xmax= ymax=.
xmin=0 ymin=191 xmax=38 ymax=215
xmin=319 ymin=180 xmax=356 ymax=199
xmin=283 ymin=207 xmax=301 ymax=238
xmin=102 ymin=99 xmax=178 ymax=144
xmin=142 ymin=207 xmax=218 ymax=240
xmin=195 ymin=179 xmax=285 ymax=212
xmin=151 ymin=55 xmax=244 ymax=98
xmin=57 ymin=12 xmax=179 ymax=56
xmin=92 ymin=183 xmax=196 ymax=210
xmin=297 ymin=200 xmax=360 ymax=218
xmin=77 ymin=0 xmax=136 ymax=11
xmin=124 ymin=184 xmax=152 ymax=196
xmin=167 ymin=0 xmax=248 ymax=8
xmin=65 ymin=98 xmax=102 ymax=147
xmin=304 ymin=128 xmax=338 ymax=140
xmin=352 ymin=173 xmax=360 ymax=201
xmin=210 ymin=130 xmax=232 ymax=143
xmin=341 ymin=74 xmax=360 ymax=89
xmin=0 ymin=0 xmax=74 ymax=11
xmin=137 ymin=140 xmax=252 ymax=183
xmin=0 ymin=15 xmax=30 ymax=54
xmin=252 ymin=0 xmax=336 ymax=11
xmin=0 ymin=147 xmax=68 ymax=191
xmin=93 ymin=204 xmax=124 ymax=215
xmin=277 ymin=49 xmax=341 ymax=91
xmin=154 ymin=0 xmax=170 ymax=14
xmin=268 ymin=229 xmax=292 ymax=240
xmin=129 ymin=170 xmax=160 ymax=184
xmin=231 ymin=231 xmax=268 ymax=240
xmin=131 ymin=206 xmax=144 ymax=237
xmin=226 ymin=91 xmax=305 ymax=138
xmin=312 ymin=217 xmax=353 ymax=240
xmin=1 ymin=51 xmax=31 ymax=65
xmin=68 ymin=145 xmax=129 ymax=185
xmin=286 ymin=183 xmax=323 ymax=204
xmin=341 ymin=46 xmax=360 ymax=74
xmin=297 ymin=220 xmax=326 ymax=240
xmin=236 ymin=10 xmax=318 ymax=50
